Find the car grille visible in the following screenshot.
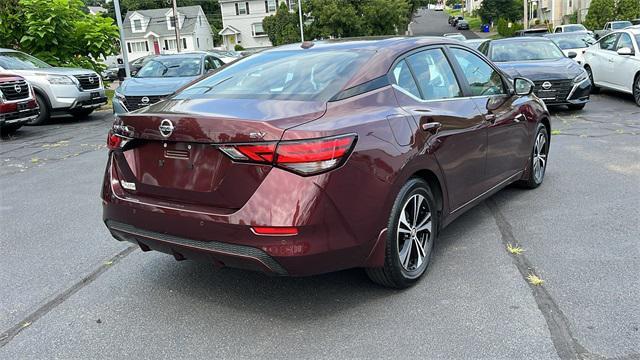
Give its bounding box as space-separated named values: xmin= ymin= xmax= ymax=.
xmin=73 ymin=74 xmax=100 ymax=90
xmin=533 ymin=79 xmax=573 ymax=104
xmin=124 ymin=95 xmax=165 ymax=111
xmin=0 ymin=80 xmax=30 ymax=101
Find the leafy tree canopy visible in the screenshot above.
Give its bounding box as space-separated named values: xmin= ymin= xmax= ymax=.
xmin=477 ymin=0 xmax=523 ymax=24
xmin=584 ymin=0 xmax=615 ymax=29
xmin=262 ymin=2 xmax=301 ymax=46
xmin=0 ymin=0 xmax=119 ymax=72
xmin=615 ymin=0 xmax=640 ymax=21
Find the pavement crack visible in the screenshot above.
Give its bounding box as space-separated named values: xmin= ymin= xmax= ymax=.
xmin=486 ymin=199 xmax=598 ymax=360
xmin=0 ymin=246 xmax=136 ymax=348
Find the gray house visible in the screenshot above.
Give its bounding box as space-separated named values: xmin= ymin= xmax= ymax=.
xmin=123 ymin=5 xmax=214 ymax=61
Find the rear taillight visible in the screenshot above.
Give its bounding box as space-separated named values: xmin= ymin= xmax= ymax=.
xmin=107 ymin=132 xmax=122 ymax=150
xmin=218 ymin=134 xmax=357 ymax=176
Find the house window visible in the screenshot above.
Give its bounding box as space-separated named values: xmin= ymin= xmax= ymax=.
xmin=252 ymin=23 xmax=267 ymax=37
xmin=128 ymin=41 xmax=148 ymax=53
xmin=167 ymin=14 xmax=181 ymax=30
xmin=265 ymin=0 xmax=276 ymax=12
xmin=197 ymin=38 xmax=200 ymax=48
xmin=235 ymin=2 xmax=249 ymax=15
xmin=132 ymin=19 xmax=142 ymax=32
xmin=182 ymin=38 xmax=187 ymax=49
xmin=286 ymin=0 xmax=296 ymax=11
xmin=164 ymin=39 xmax=177 ymax=50
xmin=198 ymin=15 xmax=202 ymax=26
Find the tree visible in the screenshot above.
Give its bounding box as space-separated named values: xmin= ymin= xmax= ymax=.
xmin=357 ymin=0 xmax=411 ymax=36
xmin=262 ymin=2 xmax=301 ymax=46
xmin=616 ymin=0 xmax=640 ymax=21
xmin=584 ymin=0 xmax=615 ymax=29
xmin=0 ymin=0 xmax=119 ymax=72
xmin=477 ymin=0 xmax=523 ymax=24
xmin=306 ymin=0 xmax=362 ymax=38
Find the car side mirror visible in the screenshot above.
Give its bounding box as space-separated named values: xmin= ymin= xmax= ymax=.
xmin=131 ymin=70 xmax=138 ymax=76
xmin=514 ymin=77 xmax=534 ymax=96
xmin=617 ymin=47 xmax=634 ymax=56
xmin=567 ymin=51 xmax=578 ymax=59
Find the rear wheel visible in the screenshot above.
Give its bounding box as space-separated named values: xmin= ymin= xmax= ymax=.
xmin=1 ymin=123 xmax=23 ymax=135
xmin=585 ymin=66 xmax=599 ymax=94
xmin=567 ymin=103 xmax=586 ymax=110
xmin=517 ymin=123 xmax=549 ymax=189
xmin=27 ymin=94 xmax=49 ymax=125
xmin=634 ymin=74 xmax=640 ymax=107
xmin=366 ymin=178 xmax=438 ymax=288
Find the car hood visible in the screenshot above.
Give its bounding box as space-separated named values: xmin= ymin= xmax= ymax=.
xmin=495 ymin=58 xmax=583 ymax=81
xmin=117 ymin=76 xmax=198 ymax=96
xmin=9 ymin=67 xmax=98 ymax=76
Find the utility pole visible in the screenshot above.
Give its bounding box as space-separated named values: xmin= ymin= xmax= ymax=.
xmin=524 ymin=0 xmax=528 ymax=29
xmin=113 ymin=0 xmax=130 ymax=78
xmin=172 ymin=0 xmax=181 ymax=52
xmin=298 ymin=0 xmax=304 ymax=42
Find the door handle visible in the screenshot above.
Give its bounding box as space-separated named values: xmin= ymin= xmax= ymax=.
xmin=421 ymin=122 xmax=442 ymax=133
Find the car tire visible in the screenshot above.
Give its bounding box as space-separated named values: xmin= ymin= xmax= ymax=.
xmin=1 ymin=124 xmax=23 ymax=135
xmin=585 ymin=66 xmax=599 ymax=94
xmin=517 ymin=123 xmax=549 ymax=189
xmin=70 ymin=108 xmax=95 ymax=118
xmin=27 ymin=94 xmax=50 ymax=125
xmin=366 ymin=178 xmax=438 ymax=289
xmin=567 ymin=103 xmax=586 ymax=110
xmin=634 ymin=74 xmax=640 ymax=107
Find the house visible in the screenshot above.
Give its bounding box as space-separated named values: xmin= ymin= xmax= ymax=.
xmin=122 ymin=6 xmax=214 ymax=61
xmin=464 ymin=0 xmax=483 ymax=14
xmin=88 ymin=6 xmax=107 ymax=15
xmin=218 ymin=0 xmax=297 ymax=50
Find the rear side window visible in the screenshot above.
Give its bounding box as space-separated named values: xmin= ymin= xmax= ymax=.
xmin=177 ymin=50 xmax=374 ymax=102
xmin=392 ymin=60 xmax=421 ymax=98
xmin=600 ymin=34 xmax=619 ymax=50
xmin=406 ymin=49 xmax=462 ymax=100
xmin=616 ymin=33 xmax=633 ymax=50
xmin=450 ymin=48 xmax=506 ymax=96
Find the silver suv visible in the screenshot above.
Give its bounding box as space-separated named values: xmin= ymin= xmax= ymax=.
xmin=0 ymin=49 xmax=107 ymax=124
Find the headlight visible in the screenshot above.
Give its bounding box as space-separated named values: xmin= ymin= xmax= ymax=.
xmin=574 ymin=71 xmax=588 ymax=83
xmin=46 ymin=75 xmax=75 ymax=85
xmin=114 ymin=91 xmax=126 ymax=101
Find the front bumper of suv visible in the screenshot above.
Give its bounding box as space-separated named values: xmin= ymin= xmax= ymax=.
xmin=49 ymin=84 xmax=107 ymax=111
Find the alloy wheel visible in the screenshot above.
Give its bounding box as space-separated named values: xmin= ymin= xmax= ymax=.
xmin=397 ymin=194 xmax=432 ymax=273
xmin=533 ymin=132 xmax=548 ymax=183
xmin=634 ymin=76 xmax=640 ymax=106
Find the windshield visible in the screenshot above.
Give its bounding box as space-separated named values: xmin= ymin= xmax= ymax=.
xmin=0 ymin=51 xmax=51 ymax=70
xmin=176 ymin=49 xmax=373 ymax=102
xmin=612 ymin=22 xmax=632 ymax=30
xmin=548 ymin=35 xmax=595 ymax=49
xmin=491 ymin=41 xmax=565 ymax=62
xmin=564 ymin=25 xmax=586 ymax=32
xmin=136 ymin=57 xmax=202 ymax=78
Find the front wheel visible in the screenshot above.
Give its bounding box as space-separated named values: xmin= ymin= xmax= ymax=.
xmin=27 ymin=94 xmax=49 ymax=125
xmin=633 ymin=74 xmax=640 ymax=107
xmin=517 ymin=123 xmax=549 ymax=189
xmin=1 ymin=123 xmax=23 ymax=135
xmin=366 ymin=178 xmax=438 ymax=288
xmin=585 ymin=66 xmax=599 ymax=94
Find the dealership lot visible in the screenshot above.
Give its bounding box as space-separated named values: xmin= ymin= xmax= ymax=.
xmin=1 ymin=89 xmax=638 ymax=358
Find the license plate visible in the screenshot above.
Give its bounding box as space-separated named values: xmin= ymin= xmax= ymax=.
xmin=17 ymin=101 xmax=28 ymax=111
xmin=537 ymin=90 xmax=556 ymax=99
xmin=91 ymin=92 xmax=100 ymax=99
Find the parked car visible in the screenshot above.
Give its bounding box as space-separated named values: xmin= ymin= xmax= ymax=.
xmin=443 ymin=33 xmax=467 ymax=41
xmin=583 ymin=28 xmax=640 ymax=106
xmin=465 ymin=38 xmax=489 ymax=49
xmin=457 ymin=20 xmax=470 ymax=30
xmin=553 ymin=24 xmax=594 ymax=37
xmin=632 ymin=19 xmax=640 ymax=25
xmin=515 ymin=28 xmax=549 ymax=37
xmin=544 ymin=32 xmax=596 ymax=65
xmin=103 ymin=37 xmax=551 ymax=288
xmin=452 ymin=16 xmax=464 ymax=27
xmin=129 ymin=55 xmax=156 ymax=76
xmin=0 ymin=74 xmax=39 ymax=134
xmin=101 ymin=66 xmax=119 ymax=82
xmin=207 ymin=50 xmax=242 ymax=64
xmin=434 ymin=4 xmax=444 ymax=11
xmin=478 ymin=37 xmax=591 ymax=110
xmin=594 ymin=21 xmax=633 ymax=39
xmin=0 ymin=49 xmax=107 ymax=124
xmin=113 ymin=52 xmax=224 ymax=114
xmin=448 ymin=15 xmax=455 ymax=25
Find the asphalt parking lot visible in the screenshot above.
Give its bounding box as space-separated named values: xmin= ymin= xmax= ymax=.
xmin=1 ymin=89 xmax=638 ymax=359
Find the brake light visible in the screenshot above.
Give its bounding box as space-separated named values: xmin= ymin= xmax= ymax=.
xmin=252 ymin=226 xmax=299 ymax=236
xmin=217 ymin=134 xmax=357 ymax=176
xmin=107 ymin=132 xmax=122 ymax=150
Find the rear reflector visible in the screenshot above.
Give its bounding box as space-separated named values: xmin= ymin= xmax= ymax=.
xmin=217 ymin=134 xmax=357 ymax=176
xmin=252 ymin=226 xmax=299 ymax=236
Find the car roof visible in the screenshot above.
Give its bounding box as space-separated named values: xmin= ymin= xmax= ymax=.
xmin=489 ymin=36 xmax=553 ymax=44
xmin=150 ymin=53 xmax=205 ymax=60
xmin=544 ymin=31 xmax=592 ymax=38
xmin=0 ymin=48 xmax=20 ymax=53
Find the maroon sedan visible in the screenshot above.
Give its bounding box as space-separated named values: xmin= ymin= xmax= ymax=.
xmin=0 ymin=74 xmax=39 ymax=134
xmin=102 ymin=37 xmax=551 ymax=288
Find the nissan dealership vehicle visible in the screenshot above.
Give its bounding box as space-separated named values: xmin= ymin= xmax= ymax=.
xmin=102 ymin=38 xmax=551 ymax=288
xmin=113 ymin=53 xmax=224 ymax=114
xmin=479 ymin=37 xmax=591 ymax=110
xmin=0 ymin=74 xmax=39 ymax=134
xmin=583 ymin=28 xmax=640 ymax=106
xmin=0 ymin=49 xmax=107 ymax=124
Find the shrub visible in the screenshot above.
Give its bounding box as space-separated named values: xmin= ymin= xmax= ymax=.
xmin=234 ymin=44 xmax=245 ymax=51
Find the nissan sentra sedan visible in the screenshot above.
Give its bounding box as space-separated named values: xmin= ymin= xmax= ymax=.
xmin=103 ymin=37 xmax=551 ymax=288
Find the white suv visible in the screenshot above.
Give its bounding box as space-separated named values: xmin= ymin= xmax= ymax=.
xmin=0 ymin=49 xmax=107 ymax=124
xmin=583 ymin=28 xmax=640 ymax=106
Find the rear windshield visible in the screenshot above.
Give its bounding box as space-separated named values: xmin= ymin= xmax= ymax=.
xmin=136 ymin=57 xmax=202 ymax=78
xmin=0 ymin=51 xmax=51 ymax=70
xmin=491 ymin=41 xmax=565 ymax=61
xmin=564 ymin=25 xmax=585 ymax=32
xmin=612 ymin=22 xmax=632 ymax=30
xmin=175 ymin=50 xmax=374 ymax=102
xmin=548 ymin=35 xmax=595 ymax=49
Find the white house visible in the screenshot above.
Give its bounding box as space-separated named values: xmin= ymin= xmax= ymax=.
xmin=218 ymin=0 xmax=297 ymax=50
xmin=122 ymin=6 xmax=214 ymax=61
